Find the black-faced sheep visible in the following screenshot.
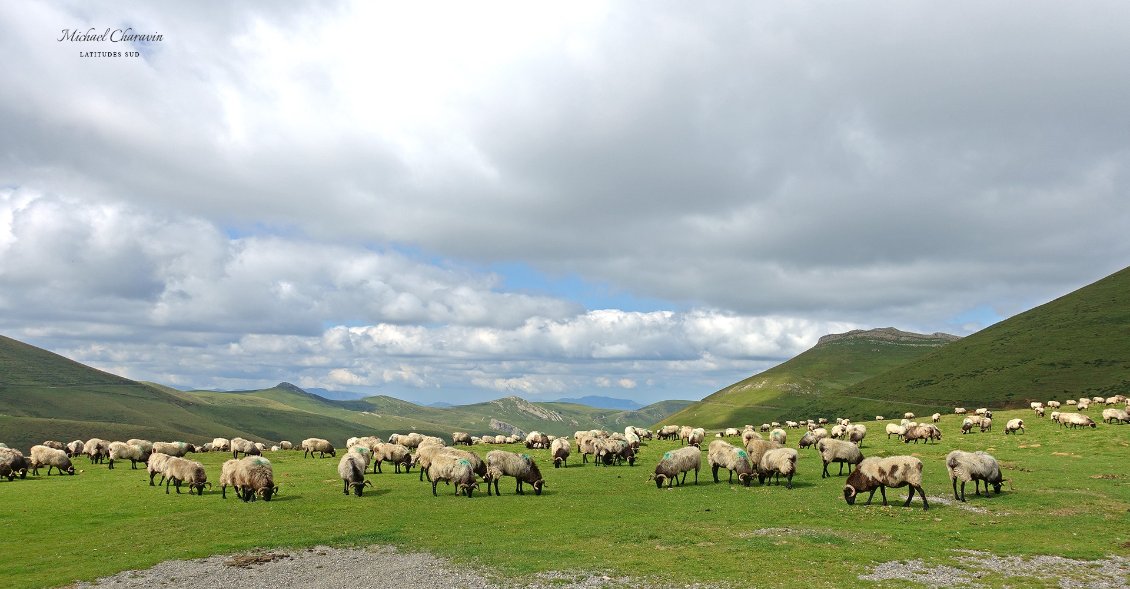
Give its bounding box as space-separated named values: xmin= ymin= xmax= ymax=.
xmin=301 ymin=438 xmax=336 ymax=458
xmin=1103 ymin=408 xmax=1130 ymax=424
xmin=428 ymin=456 xmax=479 ymax=498
xmin=0 ymin=448 xmax=29 ymax=480
xmin=232 ymin=456 xmax=277 ymax=501
xmin=757 ymin=447 xmax=797 ymax=488
xmin=230 ymin=437 xmax=262 ymax=459
xmin=816 ymin=438 xmax=863 ymax=478
xmin=845 ymin=424 xmax=866 ymax=446
xmin=211 ymin=438 xmax=231 ymax=452
xmin=452 ymin=432 xmax=472 ymax=446
xmin=656 ymin=425 xmax=680 ymax=440
xmin=551 ymin=438 xmax=571 ymax=468
xmin=903 ymin=424 xmax=941 ymax=444
xmin=83 ymin=438 xmax=110 ymax=463
xmin=485 ymin=450 xmax=544 ymax=496
xmin=707 ymin=440 xmax=754 ymax=486
xmin=1004 ymin=418 xmax=1025 ymax=434
xmin=843 ymin=456 xmax=928 ymax=510
xmin=648 ymin=446 xmax=701 ymax=489
xmin=152 ymin=441 xmax=195 ymax=457
xmin=162 ymin=457 xmax=209 ymax=495
xmin=65 ymin=440 xmax=84 ymax=457
xmin=374 ymin=442 xmax=413 ymax=474
xmin=338 ymin=451 xmax=373 ymax=496
xmin=524 ymin=431 xmax=550 ymax=449
xmin=30 ymin=445 xmax=75 ymax=476
xmin=945 ymin=450 xmax=1004 ymax=502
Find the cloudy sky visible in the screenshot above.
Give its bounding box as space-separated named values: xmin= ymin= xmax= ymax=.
xmin=2 ymin=2 xmax=1127 ymax=404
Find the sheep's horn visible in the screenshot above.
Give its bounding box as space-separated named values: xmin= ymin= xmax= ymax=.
xmin=845 ymin=485 xmax=857 ymax=498
xmin=204 ymin=482 xmax=212 ymax=489
xmin=364 ymin=480 xmax=374 ymax=488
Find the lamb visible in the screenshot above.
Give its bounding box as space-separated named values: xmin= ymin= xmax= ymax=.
xmin=524 ymin=431 xmax=550 ymax=449
xmin=945 ymin=450 xmax=1004 ymax=501
xmin=903 ymin=424 xmax=941 ymax=444
xmin=230 ymin=437 xmax=261 ymax=459
xmin=1102 ymin=408 xmax=1129 ymax=424
xmin=885 ymin=423 xmax=906 ymax=440
xmin=147 ymin=452 xmax=173 ymax=486
xmin=162 ymin=457 xmax=209 ymax=495
xmin=769 ymin=428 xmax=787 ymax=445
xmin=428 ymin=456 xmax=479 ymax=498
xmin=816 ymin=438 xmax=863 ymax=478
xmin=211 ymin=438 xmax=231 ymax=452
xmin=843 ymin=456 xmax=928 ymax=510
xmin=551 ymin=438 xmax=571 ymax=468
xmin=232 ymin=456 xmax=278 ymax=501
xmin=338 ymin=451 xmax=373 ymax=496
xmin=29 ymin=445 xmax=75 ymax=476
xmin=0 ymin=448 xmax=29 ymax=480
xmin=301 ymin=438 xmax=336 ymax=458
xmin=1004 ymin=418 xmax=1025 ymax=434
xmin=451 ymin=432 xmax=472 ymax=446
xmin=152 ymin=441 xmax=195 ymax=457
xmin=757 ymin=447 xmax=797 ymax=488
xmin=373 ymin=442 xmax=413 ymax=474
xmin=648 ymin=446 xmax=701 ymax=488
xmin=485 ymin=450 xmax=545 ymax=496
xmin=707 ymin=440 xmax=754 ymax=486
xmin=108 ymin=441 xmax=149 ymax=469
xmin=686 ymin=427 xmax=706 ymax=447
xmin=83 ymin=438 xmax=110 ymax=463
xmin=845 ymin=424 xmax=866 ymax=446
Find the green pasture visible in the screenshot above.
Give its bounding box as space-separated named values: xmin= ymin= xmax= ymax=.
xmin=1 ymin=409 xmax=1127 ymax=589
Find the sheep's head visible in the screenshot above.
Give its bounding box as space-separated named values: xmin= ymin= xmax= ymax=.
xmin=843 ymin=484 xmax=858 ymax=505
xmin=192 ymin=481 xmax=211 ymax=495
xmin=651 ymin=473 xmax=667 ymax=488
xmin=738 ymin=473 xmax=752 ymax=487
xmin=553 ymin=457 xmax=562 ymax=468
xmin=352 ymin=480 xmax=373 ymax=496
xmin=258 ymin=485 xmax=278 ymax=501
xmin=532 ymin=479 xmax=544 ymax=495
xmin=65 ymin=465 xmax=75 ymax=475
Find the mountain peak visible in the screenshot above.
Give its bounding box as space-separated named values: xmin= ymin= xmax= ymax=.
xmin=275 ymin=382 xmax=307 ymax=393
xmin=817 ymin=327 xmax=960 ymax=346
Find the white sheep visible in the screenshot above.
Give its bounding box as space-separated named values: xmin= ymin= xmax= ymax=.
xmin=524 ymin=431 xmax=550 ymax=449
xmin=219 ymin=459 xmax=240 ymax=499
xmin=816 ymin=438 xmax=863 ymax=478
xmin=65 ymin=440 xmax=85 ymax=457
xmin=83 ymin=438 xmax=110 ymax=463
xmin=162 ymin=457 xmax=209 ymax=495
xmin=211 ymin=438 xmax=231 ymax=452
xmin=931 ymin=413 xmax=941 ymax=423
xmin=152 ymin=441 xmax=195 ymax=457
xmin=29 ymin=445 xmax=75 ymax=476
xmin=1004 ymin=418 xmax=1025 ymax=434
xmin=741 ymin=429 xmax=763 ymax=445
xmin=843 ymin=456 xmax=928 ymax=510
xmin=108 ymin=441 xmax=149 ymax=469
xmin=301 ymin=438 xmax=336 ymax=458
xmin=451 ymin=432 xmax=472 ymax=446
xmin=769 ymin=428 xmax=787 ymax=445
xmin=845 ymin=424 xmax=866 ymax=446
xmin=279 ymin=441 xmax=293 ymax=450
xmin=147 ymin=453 xmax=173 ymax=486
xmin=723 ymin=427 xmax=740 ymax=437
xmin=757 ymin=447 xmax=797 ymax=488
xmin=945 ymin=450 xmax=1004 ymax=502
xmin=485 ymin=450 xmax=545 ymax=496
xmin=903 ymin=424 xmax=941 ymax=444
xmin=428 ymin=455 xmax=479 ymax=498
xmin=648 ymin=446 xmax=701 ymax=488
xmin=687 ymin=427 xmax=706 ymax=447
xmin=373 ymin=442 xmax=413 ymax=474
xmin=885 ymin=423 xmax=906 ymax=440
xmin=338 ymin=451 xmax=373 ymax=496
xmin=230 ymin=437 xmax=261 ymax=459
xmin=551 ymin=438 xmax=571 ymax=468
xmin=954 ymin=407 xmax=967 ymax=414
xmin=232 ymin=456 xmax=278 ymax=501
xmin=903 ymin=412 xmax=915 ymax=419
xmin=707 ymin=440 xmax=754 ymax=486
xmin=979 ymin=416 xmax=993 ymax=432
xmin=1046 ymin=401 xmax=1061 ymax=409
xmin=1102 ymin=408 xmax=1129 ymax=424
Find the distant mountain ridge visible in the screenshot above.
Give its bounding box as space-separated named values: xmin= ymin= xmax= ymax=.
xmin=553 ymin=395 xmax=643 ymax=410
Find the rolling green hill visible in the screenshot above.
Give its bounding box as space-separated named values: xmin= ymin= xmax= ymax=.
xmin=0 ymin=336 xmax=691 ymax=450
xmin=660 ymin=328 xmax=959 ymax=428
xmin=834 ymin=265 xmax=1130 ymax=413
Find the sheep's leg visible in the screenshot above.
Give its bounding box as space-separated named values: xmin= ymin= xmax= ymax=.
xmin=952 ymin=478 xmax=960 ymax=501
xmin=516 ymin=480 xmax=524 ymax=495
xmin=165 ymin=478 xmax=172 ymax=494
xmin=222 ymin=485 xmax=227 ymax=499
xmin=838 ymin=462 xmax=844 ymax=476
xmin=47 ymin=465 xmax=55 ymax=476
xmin=694 ymin=468 xmax=698 ymax=485
xmin=785 ymin=472 xmax=793 ymax=489
xmin=865 ymin=488 xmax=877 ymax=505
xmin=431 ymin=480 xmax=439 ymax=497
xmin=904 ymin=485 xmax=915 ymax=507
xmin=879 ymin=486 xmax=888 ymax=506
xmin=493 ymin=479 xmax=500 ymax=496
xmin=712 ymin=464 xmax=720 ymax=483
xmin=822 ymin=462 xmax=829 ymax=478
xmin=917 ymin=486 xmax=929 ymax=510
xmin=343 ymin=480 xmax=349 ymax=495
xmin=959 ymin=481 xmax=967 ymax=502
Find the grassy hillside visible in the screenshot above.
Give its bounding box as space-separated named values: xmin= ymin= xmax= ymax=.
xmin=836 ymin=265 xmax=1130 ymax=413
xmin=662 ymin=328 xmax=959 ymax=428
xmin=0 ymin=336 xmax=689 ymax=450
xmin=2 ymin=408 xmax=1127 ymax=588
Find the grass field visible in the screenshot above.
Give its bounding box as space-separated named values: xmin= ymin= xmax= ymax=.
xmin=1 ymin=409 xmax=1128 ymax=589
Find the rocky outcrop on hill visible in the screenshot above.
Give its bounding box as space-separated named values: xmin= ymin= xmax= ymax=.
xmin=818 ymin=327 xmax=960 ymax=346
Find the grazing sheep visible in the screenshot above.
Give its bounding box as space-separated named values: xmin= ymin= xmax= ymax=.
xmin=108 ymin=441 xmax=149 ymax=470
xmin=0 ymin=448 xmax=29 ymax=480
xmin=232 ymin=456 xmax=278 ymax=502
xmin=759 ymin=424 xmax=771 ymax=432
xmin=961 ymin=415 xmax=985 ymax=434
xmin=373 ymin=442 xmax=413 ymax=474
xmin=769 ymin=428 xmax=787 ymax=445
xmin=903 ymin=424 xmax=942 ymax=444
xmin=147 ymin=453 xmax=173 ymax=486
xmin=845 ymin=424 xmax=866 ymax=446
xmin=945 ymin=450 xmax=1004 ymax=502
xmin=744 ymin=439 xmax=784 ymax=471
xmin=151 ymin=441 xmax=195 ymax=457
xmin=29 ymin=445 xmax=75 ymax=476
xmin=798 ymin=430 xmax=823 ymax=450
xmin=843 ymin=456 xmax=928 ymax=510
xmin=83 ymin=438 xmax=110 ymax=463
xmin=931 ymin=413 xmax=941 ymax=423
xmin=42 ymin=440 xmax=65 ymax=452
xmin=1030 ymin=402 xmax=1044 ymax=412
xmin=954 ymin=407 xmax=967 ymax=415
xmin=338 ymin=451 xmax=373 ymax=496
xmin=1064 ymin=413 xmax=1097 ymax=429
xmin=648 ymin=446 xmax=701 ymax=489
xmin=524 ymin=431 xmax=550 ymax=449
xmin=656 ymin=425 xmax=680 ymax=440
xmin=757 ymin=448 xmax=797 ymax=488
xmin=979 ymin=417 xmax=993 ymax=432
xmin=230 ymin=437 xmax=261 ymax=459
xmin=885 ymin=423 xmax=906 ymax=440
xmin=741 ymin=429 xmax=763 ymax=445
xmin=829 ymin=424 xmax=847 ymax=439
xmin=485 ymin=450 xmax=545 ymax=496
xmin=551 ymin=438 xmax=571 ymax=468
xmin=817 ymin=438 xmax=863 ymax=478
xmin=707 ymin=440 xmax=754 ymax=486
xmin=1066 ymin=399 xmax=1077 ymax=406
xmin=975 ymin=408 xmax=989 ymax=416
xmin=1035 ymin=406 xmax=1045 ymax=417
xmin=301 ymin=438 xmax=336 ymax=458
xmin=412 ymin=443 xmax=449 ymax=480
xmin=428 ymin=456 xmax=479 ymax=498
xmin=903 ymin=412 xmax=915 ymax=420
xmin=162 ymin=457 xmax=209 ymax=495
xmin=65 ymin=440 xmax=84 ymax=457
xmin=452 ymin=432 xmax=472 ymax=446
xmin=219 ymin=459 xmax=241 ymax=499
xmin=874 ymin=416 xmax=885 ymax=421
xmin=279 ymin=441 xmax=293 ymax=450
xmin=686 ymin=428 xmax=706 ymax=447
xmin=211 ymin=438 xmax=231 ymax=452
xmin=1102 ymin=408 xmax=1129 ymax=424
xmin=723 ymin=427 xmax=741 ymax=437
xmin=1047 ymin=401 xmax=1061 ymax=409
xmin=1004 ymin=418 xmax=1025 ymax=434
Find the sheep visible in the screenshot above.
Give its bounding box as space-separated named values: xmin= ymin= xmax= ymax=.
xmin=648 ymin=446 xmax=701 ymax=489
xmin=524 ymin=431 xmax=550 ymax=449
xmin=1064 ymin=413 xmax=1097 ymax=429
xmin=211 ymin=438 xmax=231 ymax=452
xmin=741 ymin=429 xmax=763 ymax=445
xmin=843 ymin=456 xmax=928 ymax=510
xmin=1065 ymin=399 xmax=1077 ymax=406
xmin=162 ymin=457 xmax=209 ymax=495
xmin=931 ymin=413 xmax=941 ymax=423
xmin=798 ymin=430 xmax=822 ymax=450
xmin=65 ymin=440 xmax=84 ymax=457
xmin=108 ymin=441 xmax=149 ymax=470
xmin=428 ymin=456 xmax=479 ymax=498
xmin=874 ymin=415 xmax=885 ymax=421
xmin=817 ymin=438 xmax=863 ymax=478
xmin=707 ymin=440 xmax=754 ymax=486
xmin=1076 ymin=399 xmax=1091 ymax=410
xmin=845 ymin=424 xmax=866 ymax=447
xmin=975 ymin=408 xmax=989 ymax=416
xmin=961 ymin=416 xmax=980 ymax=434
xmin=829 ymin=424 xmax=847 ymax=439
xmin=885 ymin=423 xmax=906 ymax=440
xmin=577 ymin=434 xmax=601 ymax=464
xmin=29 ymin=445 xmax=75 ymax=476
xmin=980 ymin=417 xmax=993 ymax=432
xmin=232 ymin=456 xmax=278 ymax=501
xmin=1047 ymin=400 xmax=1061 ymax=409
xmin=769 ymin=428 xmax=787 ymax=445
xmin=592 ymin=437 xmax=635 ymax=466
xmin=0 ymin=448 xmax=29 ymax=481
xmin=301 ymin=438 xmax=336 ymax=458
xmin=1035 ymin=406 xmax=1045 ymax=417
xmin=817 ymin=417 xmax=829 ymax=425
xmin=152 ymin=441 xmax=195 ymax=457
xmin=954 ymin=407 xmax=967 ymax=414
xmin=551 ymin=438 xmax=571 ymax=468
xmin=657 ymin=425 xmax=680 ymax=440
xmin=219 ymin=459 xmax=241 ymax=499
xmin=759 ymin=424 xmax=771 ymax=432
xmin=147 ymin=453 xmax=173 ymax=486
xmin=686 ymin=428 xmax=706 ymax=448
xmin=279 ymin=441 xmax=294 ymax=450
xmin=42 ymin=440 xmax=65 ymax=452
xmin=485 ymin=450 xmax=545 ymax=496
xmin=757 ymin=447 xmax=797 ymax=488
xmin=903 ymin=424 xmax=941 ymax=444
xmin=338 ymin=451 xmax=373 ymax=496
xmin=452 ymin=432 xmax=472 ymax=446
xmin=412 ymin=443 xmax=450 ymax=480
xmin=946 ymin=450 xmax=1004 ymax=502
xmin=1004 ymin=418 xmax=1025 ymax=434
xmin=373 ymin=442 xmax=413 ymax=474
xmin=1102 ymin=408 xmax=1129 ymax=424
xmin=723 ymin=427 xmax=741 ymax=437
xmin=83 ymin=438 xmax=110 ymax=463
xmin=230 ymin=437 xmax=261 ymax=459
xmin=903 ymin=412 xmax=915 ymax=420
